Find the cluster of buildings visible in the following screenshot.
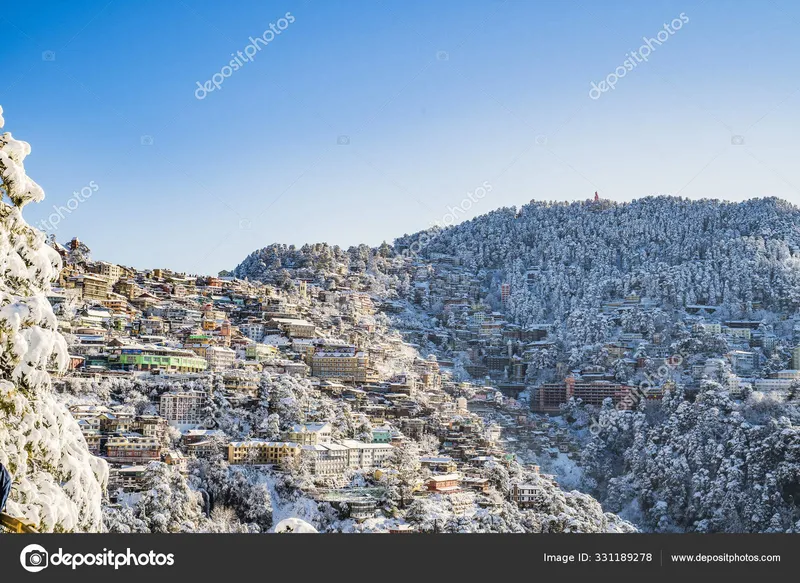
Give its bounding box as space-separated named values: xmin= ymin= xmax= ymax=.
xmin=68 ymin=404 xmax=187 ymax=493
xmin=394 ymin=251 xmax=800 ymax=417
xmin=54 ymin=236 xmax=800 ymax=524
xmin=227 ymin=422 xmax=394 ymax=480
xmin=53 ymin=240 xmax=549 ymax=517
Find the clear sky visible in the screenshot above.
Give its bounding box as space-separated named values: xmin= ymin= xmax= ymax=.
xmin=2 ymin=0 xmax=799 ymax=274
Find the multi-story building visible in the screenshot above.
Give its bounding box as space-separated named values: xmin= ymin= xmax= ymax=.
xmin=186 ymin=439 xmax=221 ymax=458
xmin=300 ymin=443 xmax=350 ymax=476
xmin=136 ymin=316 xmax=165 ymax=336
xmin=311 ymin=348 xmax=374 ymax=384
xmin=108 ymin=465 xmax=148 ymax=492
xmin=792 ymin=346 xmax=800 ymax=370
xmin=114 ymin=278 xmax=141 ymax=300
xmin=754 ymin=378 xmax=796 ymax=391
xmin=339 ymin=439 xmax=393 ymax=471
xmin=159 ymin=390 xmax=207 ymax=429
xmin=397 ymin=418 xmax=426 ymax=440
xmin=239 ymin=320 xmax=266 ymax=342
xmin=297 ymin=439 xmax=393 ymax=477
xmin=74 ymin=273 xmax=112 ymax=301
xmin=97 ymin=261 xmax=122 ymax=283
xmin=183 ymin=333 xmax=212 ymax=359
xmin=696 ymin=322 xmax=722 ymax=335
xmin=534 ymin=377 xmax=637 ymax=412
xmin=83 ymin=431 xmax=102 ymax=455
xmin=245 ymin=343 xmax=278 ymax=362
xmin=500 ymin=283 xmax=511 ymax=304
xmin=283 ymin=361 xmax=310 ymax=377
xmin=269 ymin=317 xmax=316 ymax=338
xmin=288 ymin=422 xmax=333 ymax=446
xmin=427 ymin=474 xmax=461 ymax=493
xmin=163 ymin=450 xmax=188 ymax=473
xmin=205 ymin=345 xmax=236 ymax=370
xmin=109 ymin=345 xmax=207 ymax=373
xmin=105 ymin=435 xmax=161 ymax=463
xmin=511 ymin=483 xmax=543 ymax=508
xmin=727 ymin=350 xmax=758 ymax=375
xmin=134 ymin=415 xmax=168 ymax=441
xmin=419 ymin=456 xmax=457 ymax=474
xmin=227 ymin=440 xmax=301 ymax=466
xmin=102 ymin=295 xmax=130 ymax=315
xmin=371 ymin=426 xmax=393 ymax=443
xmin=99 ymin=412 xmax=135 ymax=434
xmin=163 ymin=307 xmax=202 ymax=327
xmin=223 ymin=370 xmax=259 ymax=397
xmin=414 ymin=355 xmax=441 ymax=389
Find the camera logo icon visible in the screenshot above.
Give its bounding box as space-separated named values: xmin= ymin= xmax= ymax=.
xmin=20 ymin=544 xmax=49 ymax=573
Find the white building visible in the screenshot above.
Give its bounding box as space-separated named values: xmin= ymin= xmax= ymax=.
xmin=696 ymin=322 xmax=722 ymax=335
xmin=159 ymin=390 xmax=207 ymax=430
xmin=486 ymin=424 xmax=502 ymax=443
xmin=301 ymin=442 xmax=350 ymax=476
xmin=206 ymin=345 xmax=236 ymax=370
xmin=297 ymin=439 xmax=393 ymax=477
xmin=727 ymin=351 xmax=758 ymax=375
xmin=456 ymin=397 xmax=468 ymax=413
xmin=754 ymin=377 xmax=798 ymax=391
xmin=240 ymin=321 xmax=265 ymax=342
xmin=339 ymin=439 xmax=393 ymax=471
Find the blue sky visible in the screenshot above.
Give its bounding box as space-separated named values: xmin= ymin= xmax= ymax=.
xmin=2 ymin=0 xmax=799 ymax=274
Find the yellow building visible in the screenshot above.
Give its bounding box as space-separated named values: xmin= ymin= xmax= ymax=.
xmin=98 ymin=261 xmax=122 ymax=283
xmin=76 ymin=273 xmax=112 ymax=301
xmin=311 ymin=349 xmax=374 ymax=384
xmin=245 ymin=343 xmax=278 ymax=361
xmin=223 ymin=371 xmax=259 ymax=397
xmin=227 ymin=440 xmax=300 ymax=466
xmin=184 ymin=334 xmax=212 ymax=359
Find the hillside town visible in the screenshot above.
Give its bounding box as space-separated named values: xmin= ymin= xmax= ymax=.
xmin=38 ymin=215 xmax=800 ymax=534
xmin=46 ymin=236 xmax=631 ymax=533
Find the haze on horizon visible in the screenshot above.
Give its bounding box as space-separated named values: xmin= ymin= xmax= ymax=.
xmin=2 ymin=0 xmax=799 ymax=274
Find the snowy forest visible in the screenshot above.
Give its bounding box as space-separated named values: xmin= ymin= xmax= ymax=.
xmin=236 ymin=195 xmax=800 ymax=533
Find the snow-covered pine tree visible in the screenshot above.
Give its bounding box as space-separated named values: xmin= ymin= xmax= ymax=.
xmin=0 ymin=105 xmax=107 ymax=532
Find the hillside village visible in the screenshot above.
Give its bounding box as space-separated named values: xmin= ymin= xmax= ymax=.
xmin=46 ymin=236 xmax=633 ymax=533
xmin=40 ymin=195 xmax=800 ymax=534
